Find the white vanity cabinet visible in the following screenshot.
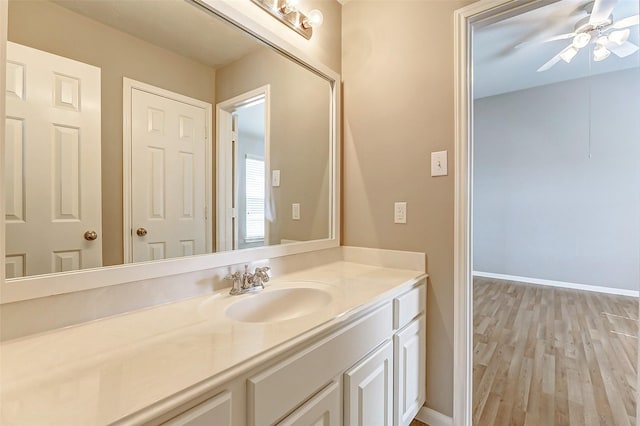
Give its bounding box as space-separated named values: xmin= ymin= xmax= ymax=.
xmin=153 ymin=279 xmax=426 ymax=426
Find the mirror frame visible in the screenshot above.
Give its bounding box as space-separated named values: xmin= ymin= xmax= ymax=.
xmin=0 ymin=0 xmax=341 ymax=304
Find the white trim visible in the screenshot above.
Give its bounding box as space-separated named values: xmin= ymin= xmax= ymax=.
xmin=1 ymin=1 xmax=341 ymax=304
xmin=473 ymin=271 xmax=639 ymax=297
xmin=453 ymin=1 xmax=552 ymax=425
xmin=0 ymin=1 xmax=7 ymax=288
xmin=123 ymin=78 xmax=213 ymax=262
xmin=216 ymin=85 xmax=271 ymax=252
xmin=416 ymin=407 xmax=453 ymax=426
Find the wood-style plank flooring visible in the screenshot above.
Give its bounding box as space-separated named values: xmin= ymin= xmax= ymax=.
xmin=473 ymin=277 xmax=637 ymax=425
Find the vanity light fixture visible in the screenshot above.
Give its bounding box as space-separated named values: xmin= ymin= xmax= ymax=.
xmin=251 ymin=0 xmax=323 ymax=40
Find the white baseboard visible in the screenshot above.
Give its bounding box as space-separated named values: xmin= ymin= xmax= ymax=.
xmin=473 ymin=271 xmax=639 ymax=298
xmin=416 ymin=407 xmax=452 ymax=426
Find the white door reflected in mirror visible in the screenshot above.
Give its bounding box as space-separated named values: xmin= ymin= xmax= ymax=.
xmin=127 ymin=81 xmax=212 ymax=262
xmin=5 ymin=42 xmax=102 ymax=277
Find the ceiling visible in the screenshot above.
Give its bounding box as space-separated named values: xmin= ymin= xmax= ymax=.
xmin=51 ymin=0 xmax=261 ymax=69
xmin=473 ymin=0 xmax=640 ymax=99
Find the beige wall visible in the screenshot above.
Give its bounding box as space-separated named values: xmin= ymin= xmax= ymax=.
xmin=8 ymin=0 xmax=216 ymax=266
xmin=342 ymin=0 xmax=475 ymax=417
xmin=216 ymin=47 xmax=331 ymax=245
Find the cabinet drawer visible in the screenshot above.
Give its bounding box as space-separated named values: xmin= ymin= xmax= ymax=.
xmin=163 ymin=391 xmax=231 ymax=426
xmin=393 ymin=282 xmax=425 ymax=330
xmin=248 ymin=302 xmax=393 ymax=426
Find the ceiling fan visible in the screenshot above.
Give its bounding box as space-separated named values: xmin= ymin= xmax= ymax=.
xmin=536 ymin=0 xmax=639 ymax=72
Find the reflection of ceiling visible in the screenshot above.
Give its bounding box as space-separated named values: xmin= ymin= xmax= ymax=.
xmin=51 ymin=0 xmax=261 ymax=68
xmin=474 ymin=0 xmax=639 ymax=99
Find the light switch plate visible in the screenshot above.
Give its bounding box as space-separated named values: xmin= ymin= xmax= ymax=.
xmin=394 ymin=202 xmax=407 ymax=224
xmin=272 ymin=170 xmax=281 ymax=187
xmin=292 ymin=203 xmax=300 ymax=220
xmin=431 ymin=151 xmax=448 ymax=177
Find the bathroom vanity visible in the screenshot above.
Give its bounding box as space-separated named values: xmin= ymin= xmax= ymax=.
xmin=0 ymin=261 xmax=426 ymax=425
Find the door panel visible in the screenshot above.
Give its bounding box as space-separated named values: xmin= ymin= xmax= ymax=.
xmin=344 ymin=340 xmax=393 ymax=426
xmin=131 ymin=88 xmax=207 ymax=262
xmin=5 ymin=42 xmax=102 ymax=278
xmin=394 ymin=315 xmax=426 ymax=426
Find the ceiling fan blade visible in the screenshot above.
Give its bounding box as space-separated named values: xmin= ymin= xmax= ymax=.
xmin=515 ymin=32 xmax=576 ymax=49
xmin=537 ymin=45 xmax=572 ymax=72
xmin=589 ymin=0 xmax=618 ymax=25
xmin=611 ymin=14 xmax=640 ymax=29
xmin=607 ymin=41 xmax=640 ymax=58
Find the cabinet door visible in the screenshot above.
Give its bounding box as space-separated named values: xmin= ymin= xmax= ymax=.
xmin=163 ymin=391 xmax=231 ymax=426
xmin=278 ymin=381 xmax=341 ymax=426
xmin=394 ymin=315 xmax=426 ymax=426
xmin=344 ymin=340 xmax=393 ymax=426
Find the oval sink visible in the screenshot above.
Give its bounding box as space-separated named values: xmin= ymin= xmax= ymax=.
xmin=225 ymin=288 xmax=332 ymax=323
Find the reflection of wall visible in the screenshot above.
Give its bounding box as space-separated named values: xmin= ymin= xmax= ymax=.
xmin=216 ymin=47 xmax=331 ymax=245
xmin=8 ymin=0 xmax=216 ymax=266
xmin=473 ymin=68 xmax=640 ymax=292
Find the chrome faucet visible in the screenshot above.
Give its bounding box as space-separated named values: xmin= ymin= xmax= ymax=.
xmin=225 ymin=265 xmax=271 ymax=295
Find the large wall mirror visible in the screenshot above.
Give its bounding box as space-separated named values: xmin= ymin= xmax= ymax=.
xmin=3 ymin=0 xmax=336 ymax=286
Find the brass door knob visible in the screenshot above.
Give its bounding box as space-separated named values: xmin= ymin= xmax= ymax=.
xmin=136 ymin=227 xmax=148 ymax=237
xmin=84 ymin=230 xmax=98 ymax=241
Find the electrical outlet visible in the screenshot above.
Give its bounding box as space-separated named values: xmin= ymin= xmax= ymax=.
xmin=394 ymin=202 xmax=407 ymax=224
xmin=292 ymin=203 xmax=300 ymax=220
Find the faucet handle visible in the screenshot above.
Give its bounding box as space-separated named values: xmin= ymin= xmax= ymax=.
xmin=254 ymin=266 xmax=271 ymax=283
xmin=225 ymin=271 xmax=243 ymax=295
xmin=224 ymin=271 xmax=241 ymax=281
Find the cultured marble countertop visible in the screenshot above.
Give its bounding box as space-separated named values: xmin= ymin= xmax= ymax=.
xmin=0 ymin=261 xmax=426 ymax=425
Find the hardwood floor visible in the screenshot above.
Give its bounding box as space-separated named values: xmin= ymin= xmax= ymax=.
xmin=473 ymin=277 xmax=638 ymax=426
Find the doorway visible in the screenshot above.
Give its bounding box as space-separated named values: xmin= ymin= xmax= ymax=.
xmin=216 ymin=86 xmax=270 ymax=252
xmin=454 ymin=1 xmax=640 ymax=425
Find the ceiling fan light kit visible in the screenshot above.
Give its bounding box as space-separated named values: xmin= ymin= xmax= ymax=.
xmin=533 ymin=0 xmax=639 ymax=72
xmin=593 ymin=43 xmax=611 ymax=61
xmin=560 ymin=46 xmax=579 ymax=63
xmin=573 ymin=32 xmax=592 ymax=48
xmin=608 ymin=28 xmax=630 ymax=45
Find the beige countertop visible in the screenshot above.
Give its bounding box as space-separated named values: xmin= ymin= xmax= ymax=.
xmin=0 ymin=261 xmax=425 ymax=425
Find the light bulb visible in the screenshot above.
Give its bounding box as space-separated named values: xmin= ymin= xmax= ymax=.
xmin=281 ymin=0 xmax=300 ymax=14
xmin=608 ymin=29 xmax=630 ymax=45
xmin=593 ymin=43 xmax=610 ymax=61
xmin=305 ymin=9 xmax=324 ymax=28
xmin=560 ymin=47 xmax=578 ymax=63
xmin=572 ymin=32 xmax=591 ymax=49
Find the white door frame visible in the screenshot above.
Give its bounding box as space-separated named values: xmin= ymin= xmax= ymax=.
xmin=453 ymin=1 xmax=562 ymax=424
xmin=123 ymin=78 xmax=213 ymax=263
xmin=216 ymin=85 xmax=271 ymax=252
